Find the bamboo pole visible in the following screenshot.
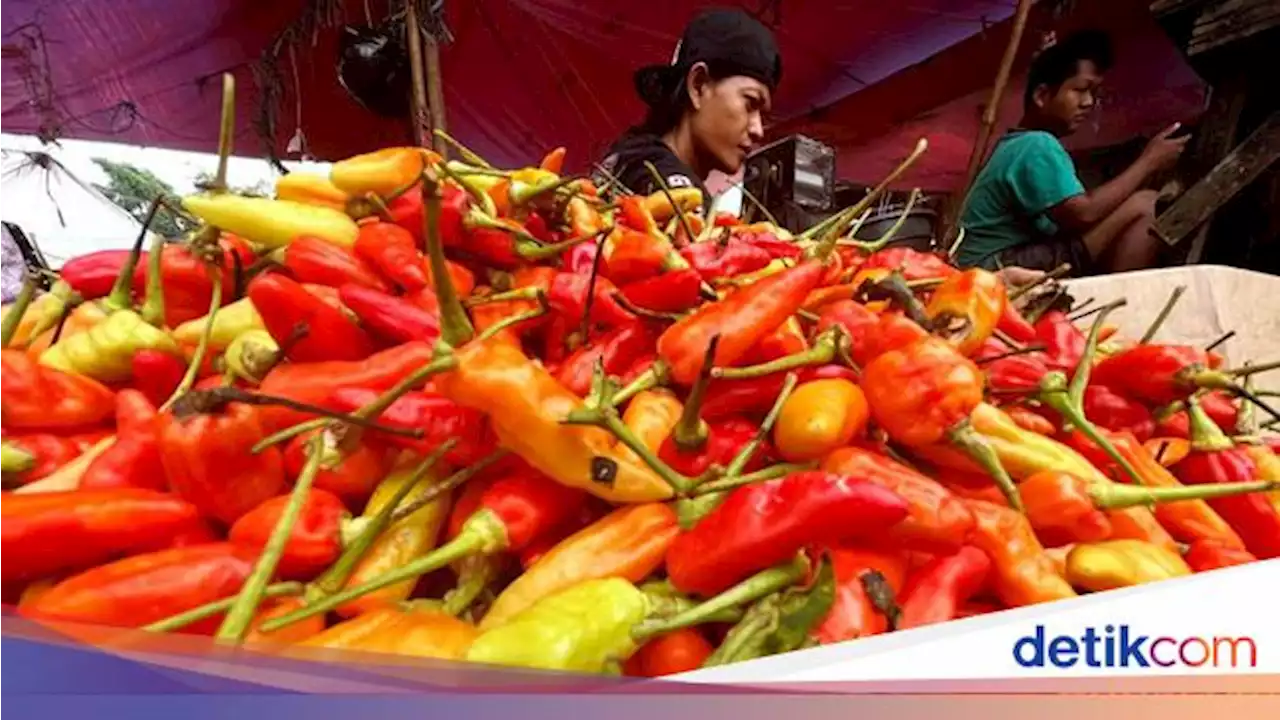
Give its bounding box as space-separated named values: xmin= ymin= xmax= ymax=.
xmin=425 ymin=33 xmax=448 ymax=159
xmin=404 ymin=0 xmax=432 ymax=148
xmin=941 ymin=0 xmax=1035 ymax=246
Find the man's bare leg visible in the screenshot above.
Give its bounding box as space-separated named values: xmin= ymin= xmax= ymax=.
xmin=1082 ymin=189 xmax=1161 ymax=272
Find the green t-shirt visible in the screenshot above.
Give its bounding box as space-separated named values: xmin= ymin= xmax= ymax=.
xmin=955 ymin=130 xmax=1085 ymax=268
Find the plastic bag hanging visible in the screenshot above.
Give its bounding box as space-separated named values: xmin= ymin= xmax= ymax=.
xmin=336 ymin=22 xmax=411 ymax=119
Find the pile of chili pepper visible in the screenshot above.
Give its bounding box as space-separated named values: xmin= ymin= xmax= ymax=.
xmin=2 ymin=76 xmax=1278 ymax=676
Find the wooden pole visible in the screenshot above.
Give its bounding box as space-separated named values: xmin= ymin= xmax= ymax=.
xmin=941 ymin=0 xmax=1034 ymax=246
xmin=404 ymin=0 xmax=432 ymax=148
xmin=424 ymin=34 xmax=448 ymax=158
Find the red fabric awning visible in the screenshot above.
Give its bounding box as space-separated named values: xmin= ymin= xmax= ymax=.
xmin=2 ymin=1 xmax=1203 ymax=191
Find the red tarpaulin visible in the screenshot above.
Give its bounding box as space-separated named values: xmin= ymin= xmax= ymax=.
xmin=1 ymin=0 xmax=1204 ymax=190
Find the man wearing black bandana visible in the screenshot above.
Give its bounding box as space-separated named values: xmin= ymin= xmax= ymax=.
xmin=594 ymin=9 xmax=781 ymax=214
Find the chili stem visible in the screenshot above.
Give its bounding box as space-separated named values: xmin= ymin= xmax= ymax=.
xmin=421 ymin=172 xmax=474 ymax=347
xmin=309 ymin=441 xmax=457 ymax=597
xmin=261 ymin=511 xmax=507 ymax=633
xmin=846 ymin=188 xmax=921 ymax=253
xmin=671 ymin=335 xmax=719 ymax=451
xmin=610 ymin=292 xmax=686 ymax=322
xmin=1 ymin=274 xmax=39 ymax=348
xmin=712 ymin=330 xmax=839 ymax=380
xmin=722 ymin=373 xmax=799 ymax=479
xmin=104 ymin=198 xmax=164 ymax=313
xmin=434 ymin=130 xmax=491 ymax=169
xmin=976 ymin=344 xmax=1047 ymax=364
xmin=1040 ymin=388 xmax=1143 ymax=486
xmin=609 ymin=362 xmax=668 ymax=407
xmin=159 ymin=269 xmax=223 ymax=413
xmin=1092 ymin=479 xmax=1278 ymax=509
xmin=949 ymin=423 xmax=1024 ymax=511
xmin=179 ymin=388 xmax=425 ymax=438
xmin=388 ymin=449 xmax=507 ymax=524
xmin=1068 ymin=299 xmax=1126 ymax=407
xmin=252 ymin=418 xmax=327 ymax=453
xmin=1139 ymin=285 xmax=1185 ymax=344
xmin=1220 ymin=359 xmax=1280 ymax=377
xmin=212 ymin=73 xmax=235 ymax=192
xmin=442 ymin=555 xmax=499 ymax=617
xmin=579 ymin=224 xmax=608 ymax=339
xmin=215 ymin=433 xmax=325 ymax=642
xmin=631 ymin=555 xmax=810 ymax=641
xmin=1205 ymin=330 xmax=1236 ymax=354
xmin=693 ymin=460 xmax=817 ymax=496
xmin=138 ymin=232 xmax=170 ymax=326
xmin=143 ymin=582 xmax=303 ymax=634
xmin=1008 ymin=262 xmax=1071 ymax=302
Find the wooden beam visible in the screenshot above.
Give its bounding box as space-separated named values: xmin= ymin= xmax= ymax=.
xmin=1154 ymin=109 xmax=1280 ymax=246
xmin=424 ymin=33 xmax=448 ymax=159
xmin=940 ymin=0 xmax=1034 ymax=244
xmin=404 ymin=0 xmax=432 ymax=148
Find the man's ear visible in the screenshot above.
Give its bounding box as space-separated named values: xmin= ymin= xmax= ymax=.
xmin=1031 ymin=84 xmax=1052 ymax=111
xmin=685 ymin=62 xmax=712 ymax=110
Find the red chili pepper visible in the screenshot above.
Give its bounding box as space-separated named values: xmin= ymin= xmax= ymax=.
xmin=554 ymin=323 xmax=656 ymax=398
xmin=667 ymin=471 xmax=910 ymax=596
xmin=157 ymin=399 xmax=287 ymax=526
xmin=740 ymin=316 xmax=807 ymax=366
xmin=1183 ymin=540 xmax=1257 ymax=572
xmin=1034 ymin=310 xmax=1086 ymax=370
xmin=860 ymin=247 xmax=957 ymax=281
xmin=897 ymin=546 xmax=991 ymax=629
xmin=619 ymin=269 xmax=703 ymax=314
xmin=256 ymin=341 xmax=436 ymax=433
xmin=739 ymin=230 xmax=803 ymax=260
xmin=547 ymin=272 xmax=635 ymax=328
xmin=21 ymin=542 xmax=255 ymax=631
xmin=1156 ymin=391 xmax=1240 ymax=439
xmin=281 ymin=236 xmax=387 ymax=292
xmin=605 ymin=228 xmax=671 ymax=284
xmin=130 ymin=349 xmax=187 ymax=408
xmin=811 ymin=547 xmax=908 ymax=644
xmin=248 ymin=272 xmax=376 ymax=363
xmin=79 ymin=390 xmax=166 ymax=491
xmin=996 ymin=303 xmax=1039 ymax=344
xmin=562 ymin=242 xmax=597 ymax=275
xmin=60 ymin=249 xmax=136 ymax=301
xmin=659 ymin=261 xmax=827 ymax=386
xmin=282 ymin=429 xmax=389 ymax=507
xmin=2 ymin=430 xmax=110 ymax=484
xmin=353 ymin=221 xmax=430 ymax=291
xmin=1 ymin=349 xmax=116 ymax=431
xmin=624 ymin=628 xmax=715 ymax=677
xmin=1171 ymin=398 xmax=1280 ymax=559
xmin=327 ymin=387 xmax=497 ymax=467
xmin=1084 ymin=385 xmax=1155 ymax=441
xmin=700 ymin=365 xmax=857 ymax=420
xmin=136 ymin=234 xmax=255 ymax=327
xmin=1091 ymin=344 xmax=1219 ymax=406
xmin=679 ymin=237 xmax=772 ymax=281
xmin=2 ymin=488 xmax=204 ymax=583
xmin=338 ymin=284 xmax=440 ymax=346
xmin=518 ymin=501 xmax=607 ymax=570
xmin=822 ymin=446 xmax=976 ymax=553
xmin=229 ymin=488 xmax=348 ymax=580
xmin=660 ymin=417 xmax=764 ymax=478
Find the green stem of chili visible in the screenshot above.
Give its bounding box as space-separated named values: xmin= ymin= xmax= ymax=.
xmin=1091 ymin=479 xmax=1278 ymax=510
xmin=215 ymin=433 xmax=325 ymax=642
xmin=159 ymin=270 xmax=222 ymax=413
xmin=948 ymin=423 xmax=1024 ymax=512
xmin=670 ymin=336 xmax=719 ymax=451
xmin=1 ymin=274 xmax=39 ymax=348
xmin=712 ymin=330 xmax=839 ymax=380
xmin=422 ymin=171 xmax=474 ymax=347
xmin=1139 ymin=285 xmax=1185 ymax=344
xmin=144 ymin=582 xmax=304 ymax=634
xmin=632 ymin=555 xmax=811 ymax=641
xmin=723 ymin=373 xmax=799 ymax=479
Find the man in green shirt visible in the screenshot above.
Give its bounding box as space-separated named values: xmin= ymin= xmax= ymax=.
xmin=957 ymin=31 xmax=1189 ymax=274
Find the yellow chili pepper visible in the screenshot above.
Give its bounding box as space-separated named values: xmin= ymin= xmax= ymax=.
xmin=182 ymin=195 xmax=359 ymax=249
xmin=616 ymin=390 xmax=683 ymax=466
xmin=480 ymin=503 xmax=678 ymax=630
xmin=24 ymin=301 xmax=107 ymax=359
xmin=3 ymin=284 xmax=73 ymax=350
xmin=275 ymin=172 xmax=351 ymax=212
xmin=643 ymin=187 xmax=703 ymax=223
xmin=330 ymin=147 xmax=435 ymax=198
xmin=1065 ymin=539 xmax=1191 ymax=592
xmin=171 ymin=297 xmax=263 ymax=349
xmin=224 ymin=329 xmax=280 ymax=385
xmin=774 ymin=378 xmax=869 ymax=462
xmin=1244 ymin=444 xmax=1280 ymax=512
xmin=297 ymin=605 xmax=478 ymax=659
xmin=39 ymin=310 xmax=180 ymax=383
xmin=335 ymin=462 xmax=453 ymax=618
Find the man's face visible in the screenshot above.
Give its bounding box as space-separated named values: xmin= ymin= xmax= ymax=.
xmin=689 ymin=75 xmax=771 ymax=174
xmin=1036 ymin=59 xmax=1103 ymax=136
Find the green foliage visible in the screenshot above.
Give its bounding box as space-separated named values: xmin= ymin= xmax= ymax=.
xmin=91 ymin=158 xmax=190 ymax=237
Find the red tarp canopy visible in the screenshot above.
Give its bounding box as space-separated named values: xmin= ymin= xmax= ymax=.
xmin=2 ymin=0 xmax=1205 ymax=190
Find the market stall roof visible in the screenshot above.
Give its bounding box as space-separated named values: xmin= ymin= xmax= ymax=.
xmin=1 ymin=2 xmax=1016 ymax=172
xmin=1 ymin=1 xmax=1205 ymax=191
